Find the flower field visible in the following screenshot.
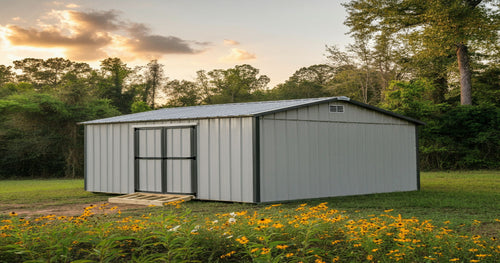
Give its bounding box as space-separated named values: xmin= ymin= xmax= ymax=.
xmin=1 ymin=200 xmax=498 ymax=262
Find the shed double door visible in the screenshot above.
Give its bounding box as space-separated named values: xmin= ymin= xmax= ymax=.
xmin=134 ymin=126 xmax=196 ymax=194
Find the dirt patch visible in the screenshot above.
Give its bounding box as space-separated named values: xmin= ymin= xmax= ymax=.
xmin=2 ymin=201 xmax=149 ymax=218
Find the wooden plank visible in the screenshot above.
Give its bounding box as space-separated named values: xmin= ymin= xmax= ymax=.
xmin=108 ymin=193 xmax=194 ymax=206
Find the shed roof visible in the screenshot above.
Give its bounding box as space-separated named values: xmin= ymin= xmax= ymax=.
xmin=81 ymin=96 xmax=425 ymax=125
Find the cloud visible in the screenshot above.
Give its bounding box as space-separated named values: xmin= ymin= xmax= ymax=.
xmin=1 ymin=9 xmax=208 ymax=61
xmin=124 ymin=22 xmax=208 ymax=55
xmin=65 ymin=10 xmax=121 ymax=31
xmin=223 ymin=39 xmax=240 ymax=46
xmin=12 ymin=17 xmax=21 ymax=21
xmin=220 ymin=48 xmax=256 ymax=62
xmin=66 ymin=4 xmax=80 ymax=8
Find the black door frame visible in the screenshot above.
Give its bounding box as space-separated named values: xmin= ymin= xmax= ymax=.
xmin=134 ymin=125 xmax=197 ymax=194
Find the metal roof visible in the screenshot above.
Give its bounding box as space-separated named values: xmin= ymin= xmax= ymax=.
xmin=80 ymin=96 xmax=425 ymax=125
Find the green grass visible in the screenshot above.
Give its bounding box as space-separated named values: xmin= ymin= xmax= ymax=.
xmin=1 ymin=171 xmax=499 ymax=228
xmin=0 ymin=179 xmax=108 ymax=211
xmin=0 ymin=171 xmax=499 ymax=262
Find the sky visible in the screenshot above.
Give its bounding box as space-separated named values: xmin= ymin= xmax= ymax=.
xmin=0 ymin=0 xmax=352 ymax=87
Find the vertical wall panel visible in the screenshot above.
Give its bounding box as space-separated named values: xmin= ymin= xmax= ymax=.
xmin=259 ymin=102 xmax=419 ymax=202
xmin=241 ymin=118 xmax=254 ymax=202
xmin=286 ymin=120 xmax=300 ymax=199
xmin=121 ymin=125 xmax=129 ymax=192
xmin=85 ymin=126 xmax=94 ymax=191
xmin=112 ymin=125 xmax=121 ymax=193
xmin=198 ymin=119 xmax=210 ymax=199
xmin=230 ymin=118 xmax=242 ymax=201
xmin=219 ymin=119 xmax=231 ymax=200
xmin=209 ymin=119 xmax=221 ymax=200
xmin=275 ymin=120 xmax=288 ymax=200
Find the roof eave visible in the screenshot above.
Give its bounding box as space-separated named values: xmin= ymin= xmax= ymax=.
xmin=254 ymin=97 xmax=425 ymax=125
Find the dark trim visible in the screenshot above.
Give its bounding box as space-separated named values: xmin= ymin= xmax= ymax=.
xmin=84 ymin=126 xmax=87 ymax=191
xmin=134 ymin=128 xmax=139 ymax=192
xmin=190 ymin=126 xmax=198 ymax=194
xmin=135 ymin=125 xmax=196 ymax=130
xmin=415 ymin=126 xmax=421 ymax=191
xmin=253 ymin=116 xmax=261 ymax=203
xmin=262 ymin=118 xmax=415 ymax=126
xmin=346 ymin=100 xmax=426 ymax=125
xmin=136 ymin=190 xmax=196 ymax=196
xmin=135 ymin=126 xmax=197 ymax=195
xmin=135 ymin=156 xmax=196 ymax=160
xmin=161 ymin=128 xmax=167 ymax=193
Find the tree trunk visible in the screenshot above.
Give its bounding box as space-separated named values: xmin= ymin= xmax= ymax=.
xmin=457 ymin=43 xmax=472 ymax=105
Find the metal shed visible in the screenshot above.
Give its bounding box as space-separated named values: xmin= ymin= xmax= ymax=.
xmin=81 ymin=96 xmax=424 ymax=203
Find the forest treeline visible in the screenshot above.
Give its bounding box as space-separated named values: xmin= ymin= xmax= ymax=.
xmin=0 ymin=0 xmax=499 ymax=178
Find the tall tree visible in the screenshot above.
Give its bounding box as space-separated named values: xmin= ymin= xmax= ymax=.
xmin=98 ymin=57 xmax=133 ymax=113
xmin=325 ymin=46 xmax=385 ymax=104
xmin=144 ymin=59 xmax=165 ymax=109
xmin=343 ymin=0 xmax=500 ymax=105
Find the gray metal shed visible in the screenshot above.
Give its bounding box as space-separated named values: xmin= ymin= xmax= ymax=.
xmin=81 ymin=96 xmax=424 ymax=203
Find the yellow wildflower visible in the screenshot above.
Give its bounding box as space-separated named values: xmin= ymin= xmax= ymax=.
xmin=258 ymin=218 xmax=273 ymax=224
xmin=272 ymin=223 xmax=284 ymax=228
xmin=276 ymin=244 xmax=288 ymax=250
xmin=236 ymin=236 xmax=249 ymax=245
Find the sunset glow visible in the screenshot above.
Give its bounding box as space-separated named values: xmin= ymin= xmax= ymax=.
xmin=0 ymin=0 xmax=351 ymax=87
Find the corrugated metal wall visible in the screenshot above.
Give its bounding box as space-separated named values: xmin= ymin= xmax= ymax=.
xmin=84 ymin=117 xmax=254 ymax=202
xmin=259 ymin=101 xmax=418 ymax=202
xmin=197 ymin=117 xmax=254 ymax=202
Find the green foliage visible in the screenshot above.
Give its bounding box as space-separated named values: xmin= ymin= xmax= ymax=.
xmin=379 ymin=78 xmax=499 ymax=170
xmin=164 ymin=79 xmax=201 ymax=107
xmin=0 ymin=91 xmax=119 ymax=178
xmin=1 ymin=175 xmax=499 ymax=263
xmin=420 ymin=105 xmax=500 ymax=170
xmin=472 ymin=65 xmax=500 ymax=106
xmin=271 ymin=64 xmax=333 ymax=100
xmin=205 ymin=64 xmax=270 ymax=103
xmin=381 ymin=79 xmax=437 ymax=119
xmin=98 ymin=57 xmax=134 ymax=113
xmin=130 ymin=101 xmax=151 ymax=113
xmin=343 ymin=0 xmax=500 ymax=104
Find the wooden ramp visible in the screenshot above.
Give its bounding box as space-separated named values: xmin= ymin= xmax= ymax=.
xmin=108 ymin=193 xmax=194 ymax=206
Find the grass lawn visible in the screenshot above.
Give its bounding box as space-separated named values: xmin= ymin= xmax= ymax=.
xmin=0 ymin=179 xmax=109 ymax=211
xmin=1 ymin=170 xmax=499 ymax=231
xmin=0 ymin=171 xmax=498 ymax=262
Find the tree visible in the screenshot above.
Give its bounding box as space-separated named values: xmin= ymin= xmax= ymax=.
xmin=0 ymin=65 xmax=14 ymax=86
xmin=144 ymin=60 xmax=165 ymax=109
xmin=205 ymin=64 xmax=270 ymax=103
xmin=165 ymin=80 xmax=201 ymax=107
xmin=13 ymin=58 xmax=79 ymax=90
xmin=98 ymin=58 xmax=134 ymax=113
xmin=271 ymin=64 xmax=334 ymax=99
xmin=0 ymin=90 xmax=119 ymax=178
xmin=343 ymin=0 xmax=500 ymax=105
xmin=325 ymin=46 xmax=385 ymax=104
